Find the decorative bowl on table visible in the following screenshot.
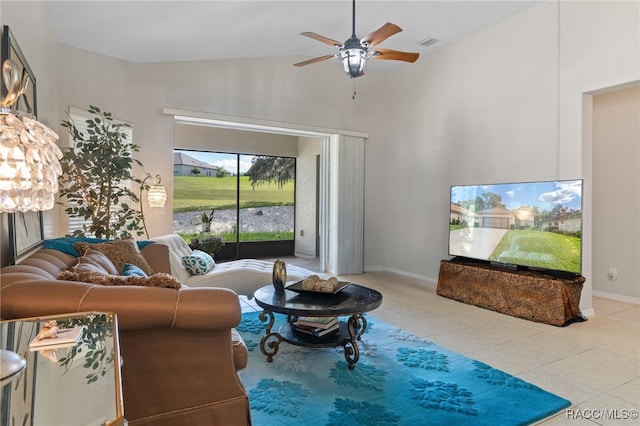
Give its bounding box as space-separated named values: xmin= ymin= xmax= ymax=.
xmin=286 ymin=275 xmax=351 ymax=294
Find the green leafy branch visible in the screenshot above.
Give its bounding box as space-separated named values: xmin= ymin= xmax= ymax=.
xmin=57 ymin=315 xmax=114 ymax=384
xmin=59 ymin=105 xmax=146 ymax=239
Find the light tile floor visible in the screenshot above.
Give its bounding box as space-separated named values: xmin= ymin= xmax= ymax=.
xmin=243 ymin=259 xmax=640 ymax=425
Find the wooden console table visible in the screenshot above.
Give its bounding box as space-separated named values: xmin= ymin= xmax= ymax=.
xmin=437 ymin=260 xmax=585 ymax=326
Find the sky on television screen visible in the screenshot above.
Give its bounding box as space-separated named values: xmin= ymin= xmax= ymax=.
xmin=451 ymin=180 xmax=582 ymax=211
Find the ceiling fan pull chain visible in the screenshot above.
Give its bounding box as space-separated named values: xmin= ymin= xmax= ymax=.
xmin=352 ymin=79 xmax=357 ymax=100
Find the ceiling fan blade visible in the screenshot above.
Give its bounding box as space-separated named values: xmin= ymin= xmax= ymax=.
xmin=293 ymin=55 xmax=335 ymax=67
xmin=300 ymin=32 xmax=343 ymax=47
xmin=361 ymin=22 xmax=402 ymax=46
xmin=373 ymin=49 xmax=420 ymax=63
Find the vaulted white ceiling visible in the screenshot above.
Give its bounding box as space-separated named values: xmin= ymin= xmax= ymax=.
xmin=48 ymin=0 xmax=540 ymax=73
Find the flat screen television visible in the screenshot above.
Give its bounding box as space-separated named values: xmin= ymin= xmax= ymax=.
xmin=448 ymin=179 xmax=583 ymax=276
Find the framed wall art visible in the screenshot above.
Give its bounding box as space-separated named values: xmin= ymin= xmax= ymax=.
xmin=1 ymin=25 xmax=37 ymax=116
xmin=10 ymin=211 xmax=45 ymax=261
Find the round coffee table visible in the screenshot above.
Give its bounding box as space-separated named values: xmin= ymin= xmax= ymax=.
xmin=253 ymin=283 xmax=382 ymax=369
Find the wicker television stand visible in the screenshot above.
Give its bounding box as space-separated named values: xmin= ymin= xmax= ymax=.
xmin=436 ymin=259 xmax=585 ymax=326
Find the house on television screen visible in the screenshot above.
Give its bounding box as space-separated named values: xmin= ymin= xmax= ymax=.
xmin=476 ymin=207 xmax=514 ymax=229
xmin=540 ymin=212 xmax=582 ymax=234
xmin=449 ymin=204 xmax=477 ymax=227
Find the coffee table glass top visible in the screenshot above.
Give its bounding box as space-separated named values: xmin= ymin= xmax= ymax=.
xmin=0 ymin=312 xmax=124 ymax=426
xmin=254 ymin=283 xmax=382 ymax=316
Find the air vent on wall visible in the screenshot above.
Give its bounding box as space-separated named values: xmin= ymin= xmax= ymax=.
xmin=418 ymin=37 xmax=439 ymax=48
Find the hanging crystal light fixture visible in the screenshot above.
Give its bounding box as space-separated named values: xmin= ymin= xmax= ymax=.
xmin=0 ymin=59 xmax=62 ymax=213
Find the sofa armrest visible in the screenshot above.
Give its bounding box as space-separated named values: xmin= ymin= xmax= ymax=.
xmin=0 ymin=280 xmax=241 ymax=331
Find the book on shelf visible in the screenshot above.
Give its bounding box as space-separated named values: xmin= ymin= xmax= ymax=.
xmin=29 ymin=327 xmax=83 ymax=351
xmin=292 ymin=322 xmax=339 ymax=338
xmin=294 ymin=316 xmax=338 ymax=329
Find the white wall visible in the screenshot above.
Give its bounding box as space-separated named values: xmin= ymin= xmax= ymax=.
xmin=1 ymin=1 xmax=61 ymax=245
xmin=121 ymin=56 xmax=376 ymax=239
xmin=295 ymin=137 xmax=321 ymax=257
xmin=2 ymin=1 xmax=375 ymax=242
xmin=364 ymin=2 xmax=561 ymax=278
xmin=174 ymin=124 xmax=299 ymax=157
xmin=592 ymin=86 xmax=640 ymax=302
xmin=2 ymin=1 xmax=638 ymax=311
xmin=362 ymin=1 xmax=639 ymax=313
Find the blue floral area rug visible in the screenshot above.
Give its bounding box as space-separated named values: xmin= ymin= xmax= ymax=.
xmin=237 ymin=311 xmax=570 ymax=426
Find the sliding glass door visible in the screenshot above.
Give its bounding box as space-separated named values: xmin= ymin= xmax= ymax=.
xmin=173 ymin=150 xmax=295 ymax=260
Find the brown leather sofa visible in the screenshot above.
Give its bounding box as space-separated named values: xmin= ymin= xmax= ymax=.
xmin=0 ymin=243 xmax=251 ymax=425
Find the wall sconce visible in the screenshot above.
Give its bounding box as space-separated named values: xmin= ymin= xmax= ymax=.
xmin=0 ymin=59 xmax=62 ymax=213
xmin=147 ymin=183 xmax=167 ymax=208
xmin=140 ymin=171 xmax=166 ymax=238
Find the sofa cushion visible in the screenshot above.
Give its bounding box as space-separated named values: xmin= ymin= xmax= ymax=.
xmin=74 ymin=249 xmax=120 ymax=276
xmin=184 ymin=258 xmax=317 ymax=297
xmin=57 ymin=270 xmax=181 ymax=289
xmin=151 ymin=234 xmax=318 ymax=296
xmin=182 ymin=250 xmax=215 ymax=275
xmin=74 ymin=238 xmax=155 ymax=276
xmin=151 ymin=234 xmax=193 ymax=284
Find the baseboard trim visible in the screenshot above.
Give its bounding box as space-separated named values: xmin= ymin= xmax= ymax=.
xmin=293 ymin=252 xmax=315 ymax=259
xmin=363 ymin=265 xmax=640 ymax=316
xmin=592 ymin=290 xmax=640 ymax=305
xmin=363 ymin=265 xmax=437 ymax=288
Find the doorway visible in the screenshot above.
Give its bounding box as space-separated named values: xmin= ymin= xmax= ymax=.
xmin=172 ymin=149 xmax=297 ymax=260
xmin=165 ymin=107 xmax=368 ymax=274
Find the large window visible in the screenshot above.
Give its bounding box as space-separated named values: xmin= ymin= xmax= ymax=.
xmin=173 ymin=150 xmax=295 ymax=259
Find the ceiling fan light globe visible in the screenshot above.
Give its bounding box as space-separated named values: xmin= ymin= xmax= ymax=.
xmin=341 ymin=48 xmax=366 ymax=78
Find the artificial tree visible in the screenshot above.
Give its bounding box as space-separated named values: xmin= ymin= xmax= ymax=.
xmin=58 ymin=105 xmax=146 ymax=239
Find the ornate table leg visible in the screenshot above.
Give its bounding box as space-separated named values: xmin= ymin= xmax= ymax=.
xmin=259 ymin=310 xmax=281 ymax=362
xmin=342 ymin=313 xmax=367 ymax=369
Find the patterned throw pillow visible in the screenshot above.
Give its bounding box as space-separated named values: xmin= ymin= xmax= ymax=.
xmin=74 ymin=238 xmax=155 ymax=276
xmin=181 ymin=249 xmax=215 ymax=275
xmin=122 ymin=263 xmax=148 ymax=277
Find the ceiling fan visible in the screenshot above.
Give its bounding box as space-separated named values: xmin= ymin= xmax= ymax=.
xmin=294 ymin=0 xmax=420 ymax=78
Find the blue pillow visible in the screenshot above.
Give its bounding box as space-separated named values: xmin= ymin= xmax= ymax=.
xmin=44 ymin=237 xmax=155 ymax=257
xmin=121 ymin=263 xmax=148 ymax=277
xmin=44 ymin=237 xmax=108 ymax=256
xmin=181 ymin=250 xmax=215 ymax=275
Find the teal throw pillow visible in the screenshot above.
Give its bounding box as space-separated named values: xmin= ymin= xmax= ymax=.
xmin=122 ymin=263 xmax=148 ymax=278
xmin=182 ymin=250 xmax=215 ymax=275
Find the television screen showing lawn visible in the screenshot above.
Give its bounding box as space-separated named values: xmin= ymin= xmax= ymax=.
xmin=449 ymin=179 xmax=583 ymax=274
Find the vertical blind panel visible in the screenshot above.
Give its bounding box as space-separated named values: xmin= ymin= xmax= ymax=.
xmin=327 ymin=135 xmax=364 ymax=275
